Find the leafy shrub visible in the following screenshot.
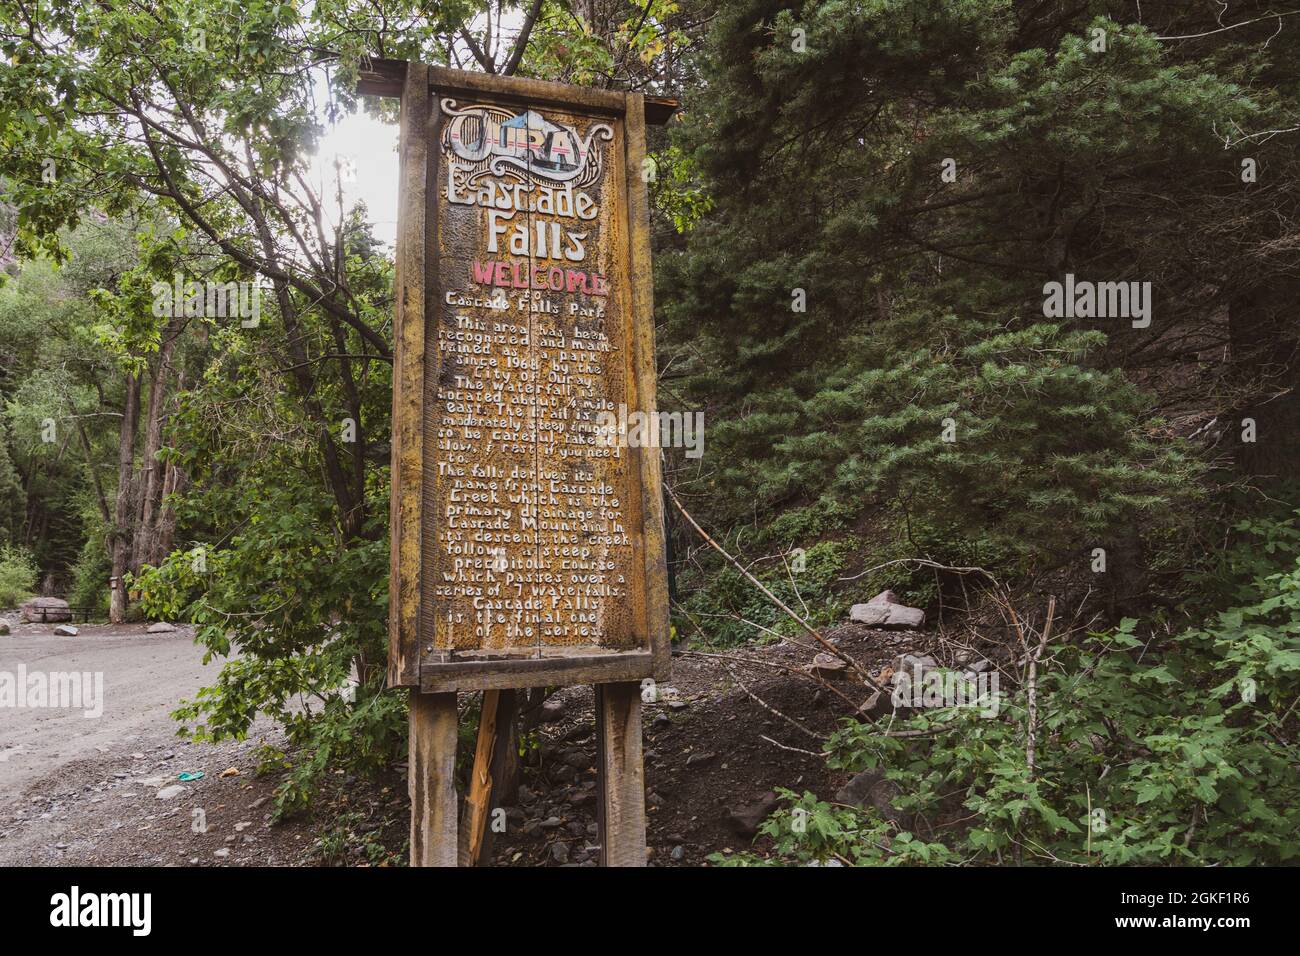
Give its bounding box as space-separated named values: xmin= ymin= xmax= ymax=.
xmin=133 ymin=485 xmax=404 ymax=817
xmin=723 ymin=512 xmax=1300 ymax=866
xmin=0 ymin=545 xmax=38 ymax=608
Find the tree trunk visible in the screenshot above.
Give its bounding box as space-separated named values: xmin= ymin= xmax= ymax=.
xmin=152 ymin=459 xmax=185 ymax=566
xmin=110 ymin=373 xmax=141 ymax=624
xmin=131 ymin=318 xmax=182 ymax=573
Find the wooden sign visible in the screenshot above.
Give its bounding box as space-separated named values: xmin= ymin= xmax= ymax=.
xmin=360 ymin=61 xmax=675 ymax=866
xmin=381 ymin=63 xmax=672 ymax=693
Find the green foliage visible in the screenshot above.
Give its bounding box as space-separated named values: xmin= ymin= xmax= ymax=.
xmin=0 ymin=423 xmax=23 ymax=543
xmin=67 ymin=531 xmax=111 ymax=615
xmin=650 ymin=144 xmax=713 ymax=233
xmin=135 ymin=484 xmax=401 ymax=815
xmin=0 ymin=544 xmax=38 ymax=607
xmin=655 ymin=1 xmax=1300 ymax=667
xmin=521 ymin=0 xmax=691 ymax=87
xmin=0 ymin=217 xmax=172 ymax=585
xmin=124 ymin=207 xmax=401 ymax=813
xmin=674 ymin=538 xmax=849 ymax=647
xmin=731 ymin=513 xmax=1300 ymax=866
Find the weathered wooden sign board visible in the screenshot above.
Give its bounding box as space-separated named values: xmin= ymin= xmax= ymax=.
xmin=358 ymin=60 xmax=674 ymax=867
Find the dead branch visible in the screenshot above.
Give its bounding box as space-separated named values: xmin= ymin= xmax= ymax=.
xmin=1025 ymin=595 xmax=1057 ymax=781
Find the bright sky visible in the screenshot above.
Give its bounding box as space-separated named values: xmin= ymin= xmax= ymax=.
xmin=306 ymin=12 xmax=528 ymax=252
xmin=311 ymin=101 xmax=401 ymax=250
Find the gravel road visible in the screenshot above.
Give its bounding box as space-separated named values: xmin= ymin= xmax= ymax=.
xmin=0 ymin=621 xmax=314 ymax=866
xmin=0 ymin=622 xmax=210 ymax=799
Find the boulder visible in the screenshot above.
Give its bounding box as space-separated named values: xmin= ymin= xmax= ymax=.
xmin=538 ymin=698 xmax=566 ymax=724
xmin=725 ymin=791 xmax=780 ymax=838
xmin=857 ymin=689 xmax=894 ymax=720
xmin=20 ymin=597 xmax=72 ymax=624
xmin=804 ymin=652 xmax=849 ymax=680
xmin=850 ymin=590 xmax=926 ymax=629
xmin=0 ymin=619 xmax=10 ymax=636
xmin=835 ymin=770 xmax=904 ymax=824
xmin=560 ymin=749 xmax=591 ymax=770
xmin=850 ymin=600 xmax=925 ymax=630
xmin=53 ymin=624 xmax=79 ymax=637
xmin=147 ymin=622 xmax=177 ymax=634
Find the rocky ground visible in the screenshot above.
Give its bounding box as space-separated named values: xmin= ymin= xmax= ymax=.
xmin=1 ymin=602 xmax=989 ymax=866
xmin=0 ymin=616 xmax=327 ymax=867
xmin=480 ymin=622 xmax=966 ymax=866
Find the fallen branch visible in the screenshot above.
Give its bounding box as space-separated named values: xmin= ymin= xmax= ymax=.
xmin=759 ymin=734 xmax=823 ymax=758
xmin=837 ymin=556 xmax=1000 ymax=587
xmin=722 ymin=660 xmax=821 ymax=740
xmin=679 ymin=648 xmax=865 ymax=713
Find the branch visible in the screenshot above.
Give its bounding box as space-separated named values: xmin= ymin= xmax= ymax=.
xmin=460 ymin=26 xmax=496 ymax=73
xmin=502 ymin=0 xmax=545 ymax=76
xmin=1025 ymin=596 xmax=1056 ymax=781
xmin=1154 ymin=11 xmax=1300 ymax=41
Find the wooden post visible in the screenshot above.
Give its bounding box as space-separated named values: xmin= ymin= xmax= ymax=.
xmin=459 ymin=690 xmax=502 ymax=866
xmin=596 ymin=682 xmax=647 ymax=867
xmin=387 ymin=59 xmax=429 ymax=690
xmin=457 ymin=689 xmax=523 ymax=865
xmin=409 ymin=690 xmax=458 ymax=867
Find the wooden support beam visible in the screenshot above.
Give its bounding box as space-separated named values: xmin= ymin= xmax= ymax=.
xmin=387 ymin=59 xmax=430 ymax=688
xmin=459 ymin=690 xmax=502 ymax=866
xmin=421 ymin=651 xmax=654 ymax=693
xmin=595 ymin=682 xmax=647 ymax=866
xmin=356 ymin=57 xmax=678 ymax=125
xmin=481 ymin=689 xmax=520 ymax=860
xmin=409 ymin=690 xmax=459 ymax=867
xmin=457 ymin=689 xmax=523 ymax=865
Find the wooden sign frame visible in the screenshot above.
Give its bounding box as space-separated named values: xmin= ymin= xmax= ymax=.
xmin=360 ymin=60 xmax=676 ymax=866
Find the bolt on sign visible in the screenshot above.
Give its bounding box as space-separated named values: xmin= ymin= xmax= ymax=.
xmin=368 ymin=62 xmax=674 ymax=694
